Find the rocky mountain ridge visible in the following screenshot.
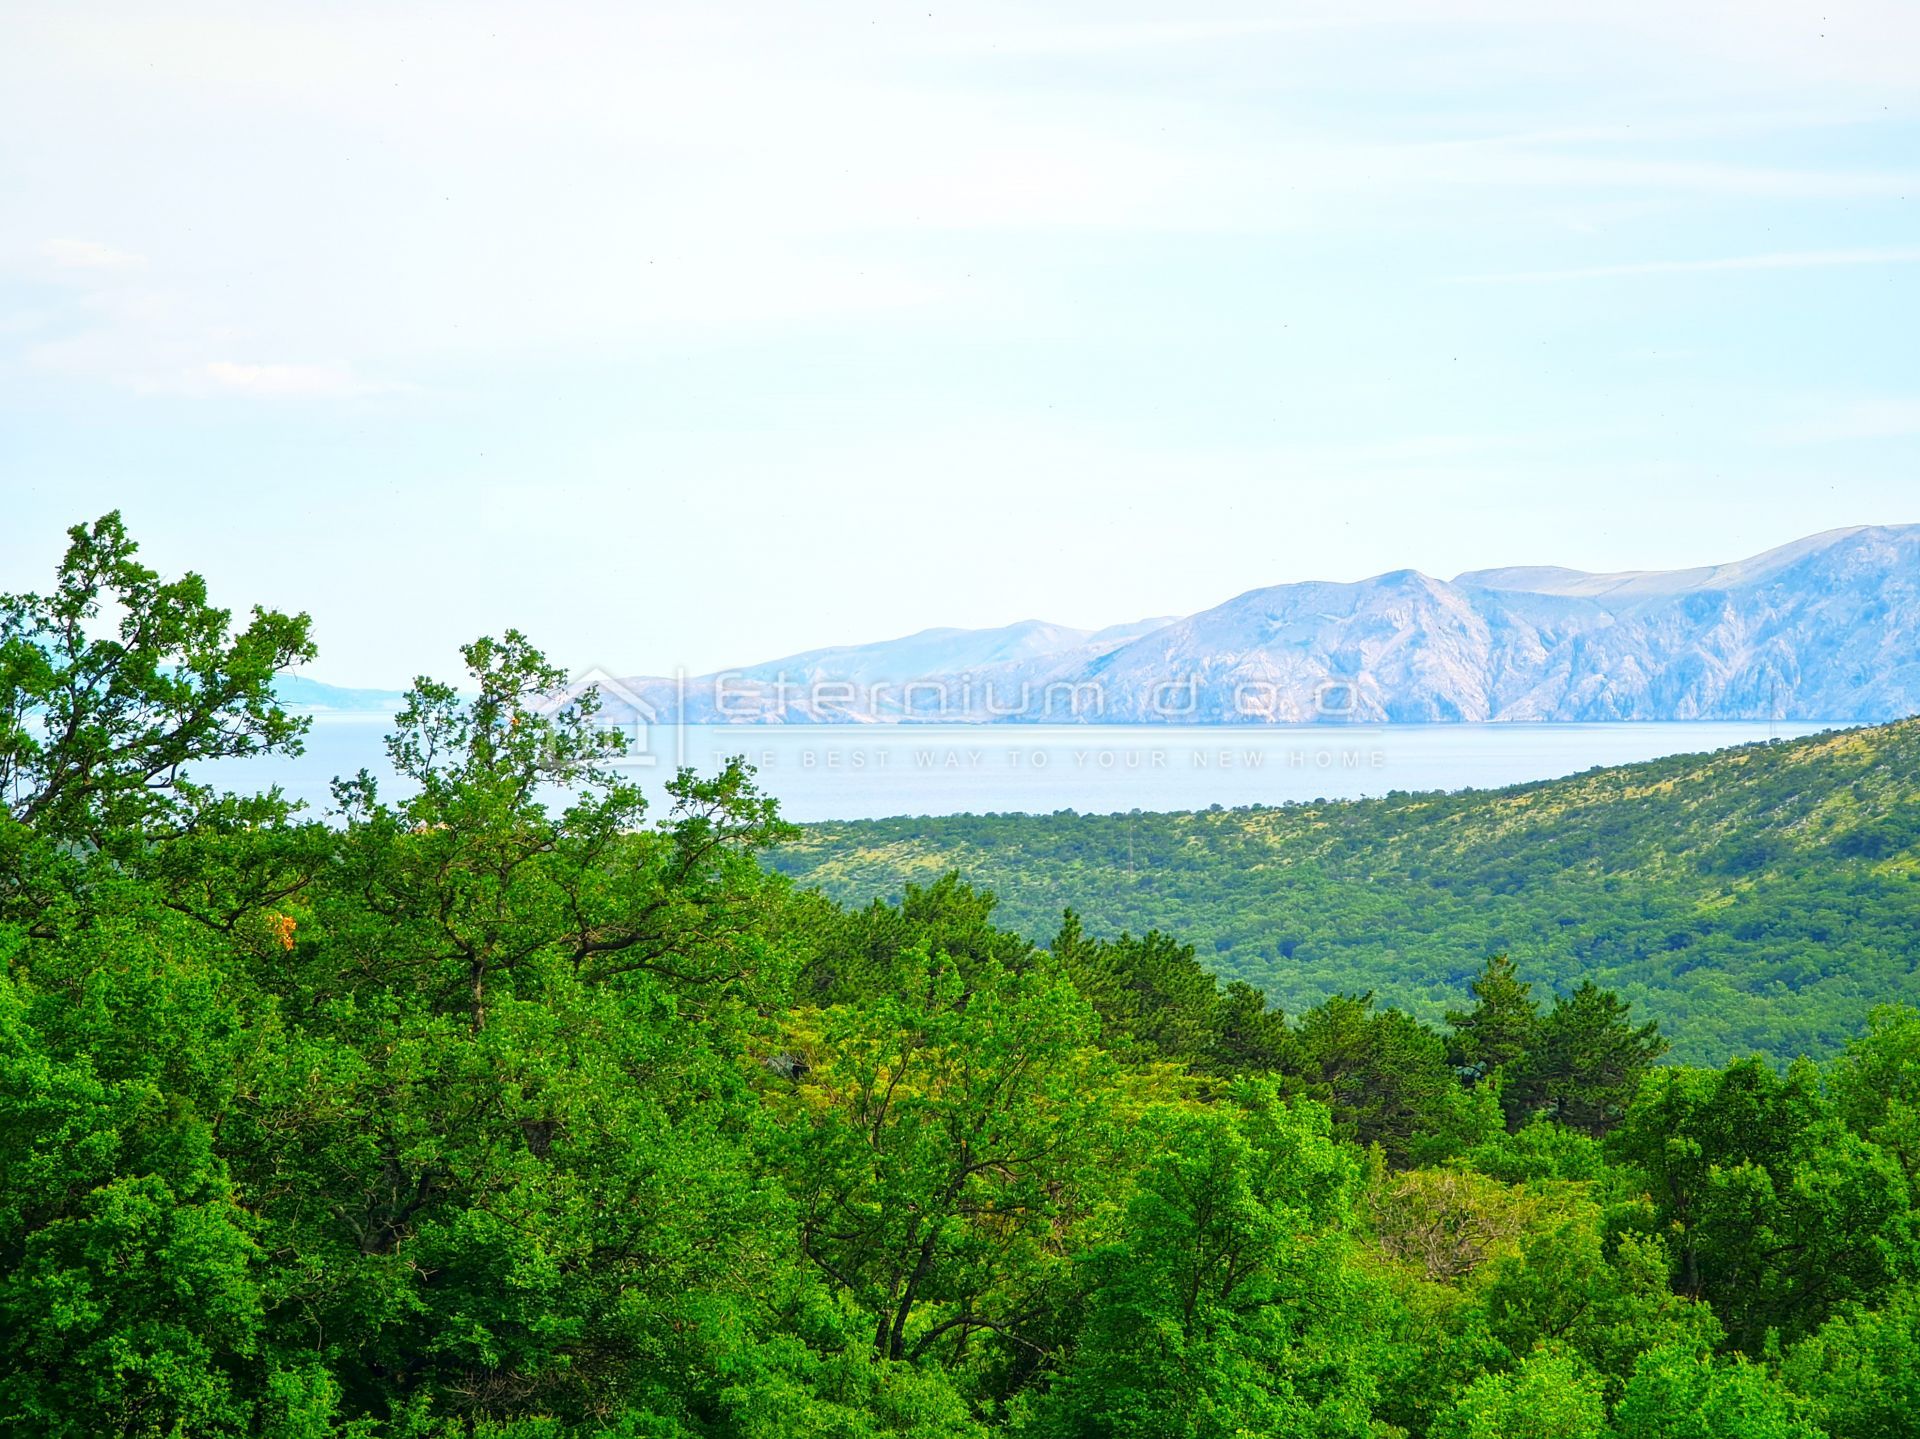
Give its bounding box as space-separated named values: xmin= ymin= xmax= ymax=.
xmin=606 ymin=525 xmax=1918 ymax=724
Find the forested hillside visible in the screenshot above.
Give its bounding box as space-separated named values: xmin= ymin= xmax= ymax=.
xmin=773 ymin=721 xmax=1920 ymax=1065
xmin=11 ymin=516 xmax=1920 ymax=1438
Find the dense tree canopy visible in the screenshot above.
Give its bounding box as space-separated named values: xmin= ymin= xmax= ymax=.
xmin=5 ymin=515 xmax=1920 ymax=1436
xmin=773 ymin=723 xmax=1920 ymax=1066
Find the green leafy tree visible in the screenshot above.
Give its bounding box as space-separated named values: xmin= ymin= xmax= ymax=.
xmin=0 ymin=918 xmax=299 ymax=1438
xmin=1482 ymin=1209 xmax=1722 ymax=1399
xmin=1447 ymin=955 xmax=1542 ymax=1123
xmin=1295 ymin=993 xmax=1498 ymax=1166
xmin=1614 ymin=1058 xmax=1917 ymax=1352
xmin=1782 ymin=1287 xmax=1920 ymax=1439
xmin=1830 ymin=1005 xmax=1920 ymax=1184
xmin=1509 ymin=981 xmax=1667 ymax=1135
xmin=1031 ymin=1083 xmax=1377 ymax=1439
xmin=1048 ymin=914 xmax=1222 ymax=1065
xmin=1049 ymin=912 xmax=1293 ymax=1077
xmin=774 ymin=935 xmax=1113 ymax=1380
xmin=1207 ymin=979 xmax=1294 ymax=1076
xmin=1463 ymin=1115 xmax=1607 ymax=1184
xmin=1430 ymin=1349 xmax=1609 ymax=1439
xmin=1613 ymin=1344 xmax=1826 ymax=1439
xmin=803 ymin=874 xmax=1034 ymax=1008
xmin=229 ymin=635 xmax=805 ymax=1428
xmin=322 ymin=630 xmax=794 ymax=1029
xmin=0 ymin=514 xmax=311 ymax=895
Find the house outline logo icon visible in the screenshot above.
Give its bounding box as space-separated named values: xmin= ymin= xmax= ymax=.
xmin=532 ymin=666 xmax=659 ymax=767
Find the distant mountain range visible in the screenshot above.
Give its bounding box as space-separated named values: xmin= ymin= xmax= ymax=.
xmin=285 ymin=525 xmax=1920 ymax=725
xmin=608 ymin=524 xmax=1920 ymax=724
xmin=273 ymin=675 xmax=412 ymax=713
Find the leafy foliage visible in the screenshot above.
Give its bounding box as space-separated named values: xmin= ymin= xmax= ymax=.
xmin=8 ymin=515 xmax=1920 ymax=1436
xmin=772 ymin=721 xmax=1920 ymax=1064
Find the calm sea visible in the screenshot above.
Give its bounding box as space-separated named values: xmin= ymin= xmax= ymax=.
xmin=210 ymin=717 xmax=1841 ymax=822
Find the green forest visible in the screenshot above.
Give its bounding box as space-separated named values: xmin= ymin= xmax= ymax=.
xmin=773 ymin=722 xmax=1920 ymax=1066
xmin=9 ymin=515 xmax=1920 ymax=1439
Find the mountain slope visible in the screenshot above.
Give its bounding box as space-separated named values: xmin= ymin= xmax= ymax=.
xmin=620 ymin=523 xmax=1920 ymax=724
xmin=1453 ymin=524 xmax=1880 ymax=598
xmin=770 ymin=718 xmax=1920 ymax=1064
xmin=274 ymin=675 xmax=409 ymax=712
xmin=725 ymin=618 xmax=1124 ymax=687
xmin=1064 ymin=523 xmax=1920 ymax=723
xmin=619 ymin=616 xmax=1180 ymax=721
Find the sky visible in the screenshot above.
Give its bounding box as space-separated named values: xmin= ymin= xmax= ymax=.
xmin=2 ymin=0 xmax=1917 ymax=685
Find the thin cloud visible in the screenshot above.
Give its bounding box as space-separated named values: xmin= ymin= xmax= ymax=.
xmin=197 ymin=361 xmax=390 ymax=398
xmin=41 ymin=238 xmax=146 ymax=270
xmin=198 ymin=361 xmax=385 ymax=395
xmin=1450 ymin=247 xmax=1920 ymax=283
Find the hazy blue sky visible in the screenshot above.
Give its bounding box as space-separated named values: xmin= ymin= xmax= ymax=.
xmin=3 ymin=1 xmax=1916 ymax=684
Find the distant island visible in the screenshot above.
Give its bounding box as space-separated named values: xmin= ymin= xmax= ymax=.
xmin=288 ymin=524 xmax=1919 ymax=725
xmin=614 ymin=523 xmax=1917 ymax=724
xmin=272 ymin=674 xmax=413 ymax=713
